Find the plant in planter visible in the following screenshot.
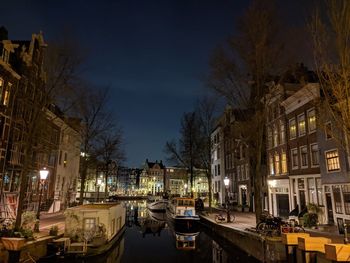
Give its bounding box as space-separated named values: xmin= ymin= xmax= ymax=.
xmin=0 ymin=219 xmax=34 ymax=251
xmin=49 ymin=225 xmax=59 ymax=236
xmin=303 ymin=203 xmax=321 ymax=228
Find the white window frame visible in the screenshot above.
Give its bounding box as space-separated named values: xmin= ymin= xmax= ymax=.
xmin=325 ymin=149 xmax=341 ymax=173
xmin=307 ymin=108 xmax=316 ymax=133
xmin=291 ymin=148 xmax=299 ymax=170
xmin=281 ymin=151 xmax=287 ymax=174
xmin=289 ymin=118 xmax=297 ymax=139
xmin=300 ymin=145 xmax=308 ymax=168
xmin=310 ymin=143 xmax=319 ymax=167
xmin=298 ymin=113 xmax=306 ymax=137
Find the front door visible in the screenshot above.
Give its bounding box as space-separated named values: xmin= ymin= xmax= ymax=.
xmin=326 ymin=193 xmax=334 ymax=224
xmin=276 ymin=194 xmax=289 ymax=218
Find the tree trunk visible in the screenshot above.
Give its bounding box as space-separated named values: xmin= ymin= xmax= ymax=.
xmin=79 ymin=159 xmax=87 ymax=205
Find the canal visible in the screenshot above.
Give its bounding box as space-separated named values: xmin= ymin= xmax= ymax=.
xmin=45 ymin=200 xmax=259 ymax=263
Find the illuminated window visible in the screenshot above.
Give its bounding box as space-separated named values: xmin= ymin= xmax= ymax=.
xmin=298 ymin=114 xmax=306 ymax=136
xmin=291 ymin=148 xmax=298 ymax=169
xmin=289 ymin=118 xmax=296 ymax=139
xmin=308 ymin=108 xmax=316 ymax=132
xmin=281 ymin=152 xmax=287 ymax=174
xmin=0 ymin=78 xmax=3 ymax=102
xmin=274 ymin=153 xmax=280 ymax=175
xmin=280 ymin=120 xmax=286 ymax=144
xmin=325 ymin=149 xmax=340 ymax=172
xmin=316 ymin=178 xmax=323 ymax=206
xmin=300 ymin=146 xmax=308 ymax=168
xmin=269 ymin=155 xmax=274 ymax=175
xmin=310 ymin=143 xmax=319 ymax=166
xmin=3 ymin=83 xmax=11 ymax=106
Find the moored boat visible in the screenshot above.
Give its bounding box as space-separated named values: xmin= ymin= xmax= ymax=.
xmin=167 ymin=197 xmax=200 ymax=228
xmin=57 ymin=203 xmax=126 ymax=258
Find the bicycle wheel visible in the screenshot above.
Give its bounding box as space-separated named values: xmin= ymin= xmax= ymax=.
xmin=256 ymin=222 xmax=266 ymax=234
xmin=228 ymin=214 xmax=235 ymax=223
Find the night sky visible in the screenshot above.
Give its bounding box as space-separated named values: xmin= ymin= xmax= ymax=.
xmin=1 ymin=0 xmax=308 ymax=167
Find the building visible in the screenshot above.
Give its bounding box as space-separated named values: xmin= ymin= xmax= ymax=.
xmin=211 ymin=121 xmax=225 ymax=205
xmin=142 ymin=159 xmax=166 ymax=195
xmin=265 ymin=82 xmax=301 ymax=217
xmin=165 ymin=166 xmax=187 ymax=196
xmin=281 ymin=83 xmax=323 ymax=219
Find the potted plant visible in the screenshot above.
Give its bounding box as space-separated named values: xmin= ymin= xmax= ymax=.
xmin=49 ymin=225 xmax=59 ymax=236
xmin=0 ymin=219 xmax=33 ymax=251
xmin=303 ymin=204 xmax=321 ymax=228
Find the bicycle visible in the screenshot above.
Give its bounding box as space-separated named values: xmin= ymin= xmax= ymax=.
xmin=215 ymin=211 xmax=235 ymax=223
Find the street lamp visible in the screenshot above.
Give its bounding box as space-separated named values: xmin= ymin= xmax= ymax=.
xmin=223 ymin=176 xmax=230 ymax=223
xmin=97 ymin=178 xmax=102 ymax=202
xmin=34 ymin=168 xmax=49 ymax=232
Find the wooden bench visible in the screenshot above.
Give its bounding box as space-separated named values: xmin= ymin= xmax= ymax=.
xmin=298 ymin=237 xmax=332 ymax=263
xmin=325 ymin=243 xmax=350 ymax=262
xmin=281 ymin=233 xmax=310 ymax=263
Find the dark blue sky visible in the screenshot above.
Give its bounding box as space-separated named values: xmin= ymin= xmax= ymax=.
xmin=1 ymin=0 xmax=307 ymax=167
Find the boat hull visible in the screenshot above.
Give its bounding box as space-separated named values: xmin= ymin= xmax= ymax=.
xmin=147 ymin=200 xmax=168 ymax=212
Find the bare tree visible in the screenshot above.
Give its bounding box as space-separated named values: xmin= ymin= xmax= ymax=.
xmin=195 ymin=96 xmax=219 ymax=209
xmin=75 ymin=86 xmax=116 ymax=204
xmin=309 ymin=0 xmax=350 ymax=153
xmin=165 ymin=112 xmax=202 ymax=196
xmin=207 ymin=0 xmax=288 ymax=220
xmin=94 ymin=128 xmax=125 ymax=198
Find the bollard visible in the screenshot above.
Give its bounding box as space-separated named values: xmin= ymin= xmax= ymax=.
xmin=344 ymin=223 xmax=349 ymax=244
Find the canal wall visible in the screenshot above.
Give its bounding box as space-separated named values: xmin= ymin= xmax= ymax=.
xmin=200 ymin=216 xmax=286 ymax=262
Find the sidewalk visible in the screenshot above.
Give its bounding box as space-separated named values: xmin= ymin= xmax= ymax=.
xmin=202 ymin=207 xmax=346 ymax=243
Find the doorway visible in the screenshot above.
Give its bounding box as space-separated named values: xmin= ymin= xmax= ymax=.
xmin=326 ymin=193 xmax=334 ymax=224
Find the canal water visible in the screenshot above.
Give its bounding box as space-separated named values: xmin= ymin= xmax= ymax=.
xmin=45 ymin=200 xmax=259 ymax=263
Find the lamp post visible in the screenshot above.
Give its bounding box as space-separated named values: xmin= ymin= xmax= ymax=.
xmin=223 ymin=176 xmax=230 ymax=223
xmin=96 ymin=178 xmax=102 ymax=203
xmin=34 ymin=168 xmax=49 ymax=232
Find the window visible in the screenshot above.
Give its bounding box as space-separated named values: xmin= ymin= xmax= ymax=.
xmin=280 ymin=120 xmax=286 ymax=144
xmin=3 ymin=83 xmax=11 ymax=106
xmin=316 ymin=178 xmax=323 ymax=206
xmin=217 ymin=146 xmax=220 ymax=159
xmin=273 ymin=125 xmax=278 ymax=147
xmin=298 ymin=114 xmax=306 ymax=136
xmin=274 ymin=153 xmax=280 ymax=175
xmin=2 ymin=48 xmax=9 ymax=63
xmin=300 ymin=146 xmax=308 ymax=168
xmin=325 ymin=149 xmax=340 ymax=172
xmin=308 ymin=108 xmax=316 ymax=132
xmin=291 ymin=148 xmax=298 ymax=169
xmin=0 ymin=78 xmax=3 ymax=102
xmin=269 ymin=155 xmax=274 ymax=175
xmin=325 ymin=122 xmax=332 ymax=139
xmin=307 ymin=178 xmax=317 ymax=204
xmin=343 ymin=185 xmax=350 ymax=215
xmin=310 ymin=144 xmax=319 ymax=167
xmin=333 ymin=186 xmax=343 ymax=213
xmin=84 ymin=218 xmax=96 ymax=230
xmin=217 ymin=164 xmax=220 ymax=176
xmin=289 ymin=118 xmax=296 ymax=139
xmin=267 ymin=127 xmax=272 ymax=148
xmin=245 ymin=163 xmax=248 ymax=180
xmin=281 ymin=152 xmax=287 ymax=174
xmin=237 ymin=166 xmax=241 ymax=181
